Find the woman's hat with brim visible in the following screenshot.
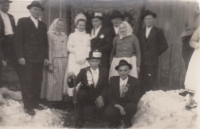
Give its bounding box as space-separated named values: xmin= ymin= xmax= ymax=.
xmin=27 ymin=1 xmax=45 ymax=11
xmin=91 ymin=12 xmax=103 ymax=20
xmin=141 ymin=10 xmax=157 ymax=20
xmin=115 ymin=60 xmax=132 ymax=70
xmin=0 ymin=0 xmax=12 ymax=3
xmin=86 ymin=49 xmax=102 ymax=60
xmin=111 ymin=10 xmax=123 ymax=19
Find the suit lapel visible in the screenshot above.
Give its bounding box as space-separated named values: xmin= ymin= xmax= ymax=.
xmin=95 ymin=67 xmax=102 ymax=88
xmin=142 ymin=28 xmax=146 ymax=44
xmin=147 ymin=26 xmax=157 ymax=45
xmin=96 ymin=26 xmax=103 ymax=38
xmin=28 ymin=17 xmax=38 ymax=30
xmin=115 ymin=76 xmax=120 ymax=98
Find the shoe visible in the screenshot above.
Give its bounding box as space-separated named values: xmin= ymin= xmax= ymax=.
xmin=26 ymin=109 xmax=35 ymax=116
xmin=35 ymin=105 xmax=45 ymax=110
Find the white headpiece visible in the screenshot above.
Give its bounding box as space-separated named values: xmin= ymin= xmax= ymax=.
xmin=74 ymin=13 xmax=87 ymax=25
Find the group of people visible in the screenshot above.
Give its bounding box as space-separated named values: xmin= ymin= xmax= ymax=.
xmin=1 ymin=0 xmax=199 ymax=128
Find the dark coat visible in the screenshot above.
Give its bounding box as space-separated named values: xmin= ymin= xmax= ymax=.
xmin=108 ymin=75 xmax=140 ymax=105
xmin=110 ymin=26 xmax=117 ymax=39
xmin=137 ymin=26 xmax=168 ymax=66
xmin=14 ymin=17 xmax=48 ymax=63
xmin=68 ymin=66 xmax=109 ymax=101
xmin=90 ymin=26 xmax=113 ymax=68
xmin=0 ymin=13 xmax=15 ymax=59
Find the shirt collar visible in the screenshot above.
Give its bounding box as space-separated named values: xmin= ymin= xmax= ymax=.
xmin=146 ymin=25 xmax=153 ymax=30
xmin=120 ymin=76 xmax=129 ymax=85
xmin=94 ymin=25 xmax=102 ymax=31
xmin=30 ymin=15 xmax=38 ymax=22
xmin=90 ymin=67 xmax=99 ymax=73
xmin=0 ymin=10 xmax=7 ymax=16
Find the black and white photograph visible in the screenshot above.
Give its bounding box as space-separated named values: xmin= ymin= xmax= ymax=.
xmin=0 ymin=0 xmax=199 ymax=128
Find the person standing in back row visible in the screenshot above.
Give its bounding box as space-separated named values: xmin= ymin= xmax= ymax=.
xmin=137 ymin=10 xmax=168 ymax=96
xmin=90 ymin=12 xmax=112 ymax=69
xmin=14 ymin=1 xmax=48 ymax=116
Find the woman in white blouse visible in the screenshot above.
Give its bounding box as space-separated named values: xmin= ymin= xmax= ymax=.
xmin=64 ymin=13 xmax=91 ymax=96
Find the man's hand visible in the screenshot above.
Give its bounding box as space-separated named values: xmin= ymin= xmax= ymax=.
xmin=2 ymin=60 xmax=7 ymax=66
xmin=95 ymin=96 xmax=104 ymax=107
xmin=48 ymin=64 xmax=54 ymax=72
xmin=44 ymin=59 xmax=49 ymax=66
xmin=18 ymin=58 xmax=26 ymax=65
xmin=115 ymin=104 xmax=126 ymax=115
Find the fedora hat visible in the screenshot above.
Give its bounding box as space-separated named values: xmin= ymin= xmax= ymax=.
xmin=27 ymin=1 xmax=44 ymax=11
xmin=86 ymin=49 xmax=102 ymax=60
xmin=0 ymin=0 xmax=12 ymax=3
xmin=91 ymin=12 xmax=103 ymax=20
xmin=111 ymin=10 xmax=123 ymax=19
xmin=115 ymin=60 xmax=132 ymax=70
xmin=141 ymin=10 xmax=157 ymax=20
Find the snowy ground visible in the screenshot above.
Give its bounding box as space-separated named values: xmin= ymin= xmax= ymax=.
xmin=0 ymin=87 xmax=198 ymax=129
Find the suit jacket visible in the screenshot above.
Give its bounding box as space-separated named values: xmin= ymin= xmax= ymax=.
xmin=110 ymin=26 xmax=117 ymax=39
xmin=14 ymin=17 xmax=48 ymax=63
xmin=68 ymin=66 xmax=109 ymax=101
xmin=90 ymin=26 xmax=112 ymax=57
xmin=137 ymin=26 xmax=168 ymax=66
xmin=0 ymin=13 xmax=15 ymax=59
xmin=108 ymin=75 xmax=140 ymax=105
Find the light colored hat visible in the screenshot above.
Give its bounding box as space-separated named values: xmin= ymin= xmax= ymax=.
xmin=74 ymin=13 xmax=87 ymax=25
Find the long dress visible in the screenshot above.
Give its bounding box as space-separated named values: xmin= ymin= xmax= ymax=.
xmin=63 ymin=29 xmax=91 ymax=96
xmin=41 ymin=32 xmax=68 ymax=101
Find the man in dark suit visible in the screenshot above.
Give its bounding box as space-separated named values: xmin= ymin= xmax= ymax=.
xmin=90 ymin=12 xmax=112 ymax=69
xmin=137 ymin=10 xmax=168 ymax=96
xmin=67 ymin=50 xmax=109 ymax=127
xmin=14 ymin=1 xmax=48 ymax=116
xmin=105 ymin=60 xmax=140 ymax=128
xmin=0 ymin=0 xmax=19 ymax=77
xmin=110 ymin=10 xmax=123 ymax=39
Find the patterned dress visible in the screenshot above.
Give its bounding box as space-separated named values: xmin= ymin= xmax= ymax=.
xmin=43 ymin=32 xmax=68 ymax=101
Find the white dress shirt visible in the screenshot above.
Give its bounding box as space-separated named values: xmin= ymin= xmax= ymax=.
xmin=114 ymin=26 xmax=119 ymax=35
xmin=120 ymin=77 xmax=128 ymax=96
xmin=91 ymin=25 xmax=102 ymax=38
xmin=145 ymin=26 xmax=153 ymax=38
xmin=30 ymin=15 xmax=38 ymax=28
xmin=90 ymin=68 xmax=99 ymax=88
xmin=0 ymin=11 xmax=14 ymax=35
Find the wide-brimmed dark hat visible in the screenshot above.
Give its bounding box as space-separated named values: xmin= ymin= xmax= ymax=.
xmin=115 ymin=60 xmax=132 ymax=70
xmin=0 ymin=0 xmax=12 ymax=3
xmin=91 ymin=12 xmax=103 ymax=20
xmin=86 ymin=49 xmax=102 ymax=60
xmin=111 ymin=10 xmax=123 ymax=19
xmin=141 ymin=10 xmax=157 ymax=20
xmin=27 ymin=1 xmax=44 ymax=11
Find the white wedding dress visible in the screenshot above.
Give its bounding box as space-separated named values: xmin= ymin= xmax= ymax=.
xmin=63 ymin=29 xmax=91 ymax=96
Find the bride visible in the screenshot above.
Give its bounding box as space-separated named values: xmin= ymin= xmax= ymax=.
xmin=181 ymin=26 xmax=200 ymax=109
xmin=64 ymin=13 xmax=91 ymax=96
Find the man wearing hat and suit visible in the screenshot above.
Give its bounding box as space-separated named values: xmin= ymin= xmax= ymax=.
xmin=105 ymin=59 xmax=140 ymax=128
xmin=0 ymin=0 xmax=19 ymax=78
xmin=90 ymin=12 xmax=112 ymax=69
xmin=14 ymin=1 xmax=48 ymax=115
xmin=137 ymin=10 xmax=168 ymax=96
xmin=110 ymin=10 xmax=123 ymax=39
xmin=67 ymin=50 xmax=109 ymax=127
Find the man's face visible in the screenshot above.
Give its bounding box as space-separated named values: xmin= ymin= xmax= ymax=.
xmin=92 ymin=17 xmax=102 ymax=29
xmin=111 ymin=17 xmax=122 ymax=27
xmin=144 ymin=15 xmax=154 ymax=27
xmin=29 ymin=6 xmax=41 ymax=19
xmin=117 ymin=65 xmax=130 ymax=79
xmin=0 ymin=2 xmax=10 ymax=13
xmin=88 ymin=59 xmax=101 ymax=70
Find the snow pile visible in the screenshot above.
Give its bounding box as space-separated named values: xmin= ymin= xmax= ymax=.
xmin=0 ymin=88 xmax=65 ymax=128
xmin=131 ymin=90 xmax=198 ymax=129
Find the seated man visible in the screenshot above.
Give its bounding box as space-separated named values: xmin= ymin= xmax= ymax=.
xmin=105 ymin=60 xmax=140 ymax=128
xmin=67 ymin=50 xmax=108 ymax=127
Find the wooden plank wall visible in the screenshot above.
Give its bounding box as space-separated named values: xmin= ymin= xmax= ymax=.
xmin=40 ymin=0 xmax=197 ymax=90
xmin=144 ymin=0 xmax=196 ymax=90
